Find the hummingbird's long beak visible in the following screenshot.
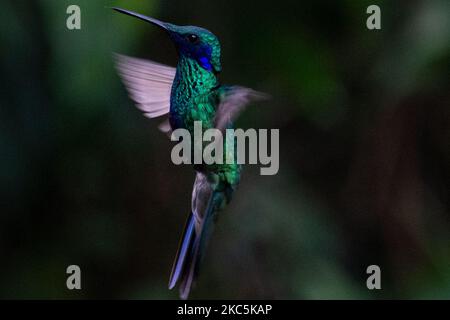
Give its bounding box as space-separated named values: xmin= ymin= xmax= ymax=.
xmin=112 ymin=7 xmax=169 ymax=31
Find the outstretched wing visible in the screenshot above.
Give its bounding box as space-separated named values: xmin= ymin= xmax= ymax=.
xmin=214 ymin=86 xmax=269 ymax=132
xmin=114 ymin=53 xmax=176 ymax=119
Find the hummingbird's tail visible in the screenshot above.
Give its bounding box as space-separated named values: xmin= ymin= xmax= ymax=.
xmin=168 ymin=184 xmax=225 ymax=299
xmin=168 ymin=212 xmax=196 ymax=292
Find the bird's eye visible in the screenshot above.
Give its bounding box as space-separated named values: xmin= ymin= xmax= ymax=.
xmin=186 ymin=34 xmax=199 ymax=43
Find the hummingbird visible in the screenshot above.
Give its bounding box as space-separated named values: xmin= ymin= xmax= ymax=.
xmin=112 ymin=7 xmax=266 ymax=299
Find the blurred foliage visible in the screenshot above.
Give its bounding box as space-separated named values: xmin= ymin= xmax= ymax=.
xmin=0 ymin=0 xmax=449 ymax=299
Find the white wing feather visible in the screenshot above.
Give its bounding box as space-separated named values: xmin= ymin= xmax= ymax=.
xmin=114 ymin=53 xmax=176 ymax=119
xmin=214 ymin=87 xmax=269 ymax=132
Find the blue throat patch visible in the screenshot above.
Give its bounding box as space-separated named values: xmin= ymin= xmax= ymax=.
xmin=198 ymin=56 xmax=213 ymax=71
xmin=194 ymin=44 xmax=213 ymax=71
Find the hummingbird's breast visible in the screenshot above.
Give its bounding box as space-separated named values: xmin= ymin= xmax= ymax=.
xmin=169 ymin=57 xmax=219 ymax=131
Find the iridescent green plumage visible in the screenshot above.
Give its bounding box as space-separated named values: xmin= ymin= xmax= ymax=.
xmin=170 ymin=55 xmax=219 ymax=130
xmin=113 ymin=7 xmax=266 ymax=299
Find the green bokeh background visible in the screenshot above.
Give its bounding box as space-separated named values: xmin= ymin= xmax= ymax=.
xmin=0 ymin=0 xmax=449 ymax=299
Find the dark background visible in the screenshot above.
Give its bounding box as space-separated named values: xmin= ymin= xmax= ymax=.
xmin=0 ymin=0 xmax=449 ymax=299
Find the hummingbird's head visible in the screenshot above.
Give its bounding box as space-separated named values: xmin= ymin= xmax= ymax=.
xmin=113 ymin=8 xmax=222 ymax=73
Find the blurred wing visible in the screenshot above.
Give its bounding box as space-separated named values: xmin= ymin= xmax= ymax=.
xmin=214 ymin=86 xmax=269 ymax=132
xmin=157 ymin=118 xmax=173 ymax=137
xmin=114 ymin=53 xmax=176 ymax=119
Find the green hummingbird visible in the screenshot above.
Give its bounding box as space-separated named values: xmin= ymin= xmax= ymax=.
xmin=113 ymin=7 xmax=266 ymax=299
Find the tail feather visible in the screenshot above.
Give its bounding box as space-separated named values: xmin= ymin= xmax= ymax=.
xmin=179 ymin=237 xmax=200 ymax=299
xmin=168 ymin=213 xmax=196 ymax=290
xmin=170 ymin=191 xmax=224 ymax=299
